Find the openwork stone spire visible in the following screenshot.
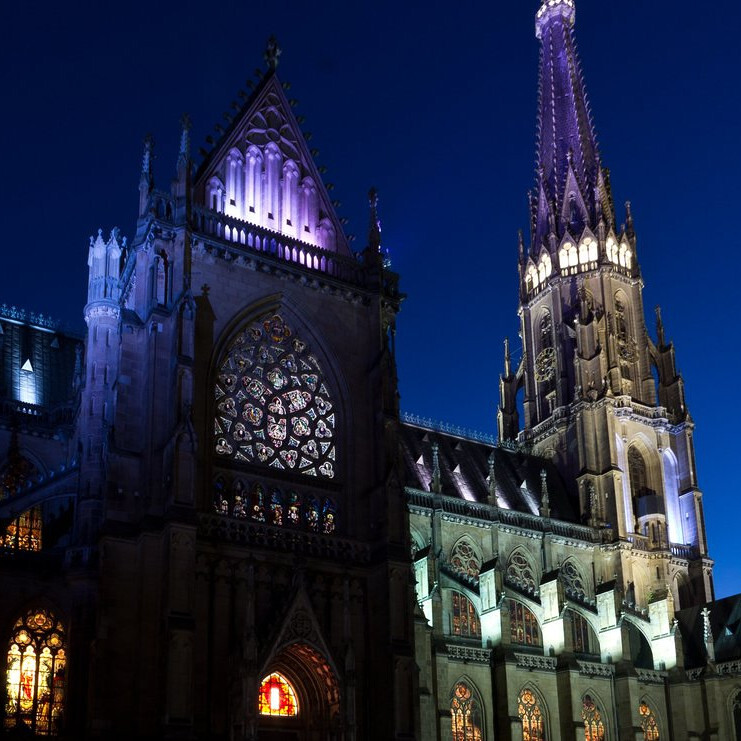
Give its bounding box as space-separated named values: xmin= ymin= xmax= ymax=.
xmin=532 ymin=0 xmax=609 ymax=248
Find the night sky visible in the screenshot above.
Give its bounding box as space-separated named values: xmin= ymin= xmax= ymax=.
xmin=2 ymin=1 xmax=739 ymax=597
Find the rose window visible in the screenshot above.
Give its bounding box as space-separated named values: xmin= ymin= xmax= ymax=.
xmin=214 ymin=315 xmax=336 ymax=479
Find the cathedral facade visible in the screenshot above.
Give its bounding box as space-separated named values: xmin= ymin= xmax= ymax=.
xmin=1 ymin=1 xmax=740 ymax=739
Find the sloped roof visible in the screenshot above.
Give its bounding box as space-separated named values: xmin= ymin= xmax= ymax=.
xmin=400 ymin=422 xmax=579 ymax=522
xmin=676 ymin=594 xmax=741 ymax=668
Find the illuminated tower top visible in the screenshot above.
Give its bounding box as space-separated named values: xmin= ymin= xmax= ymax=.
xmin=531 ymin=0 xmax=613 ymax=250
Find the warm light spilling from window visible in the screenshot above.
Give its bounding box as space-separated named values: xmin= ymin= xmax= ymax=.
xmin=258 ymin=672 xmax=299 ymax=717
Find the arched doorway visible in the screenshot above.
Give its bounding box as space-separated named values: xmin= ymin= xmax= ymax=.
xmin=257 ymin=642 xmax=340 ymax=740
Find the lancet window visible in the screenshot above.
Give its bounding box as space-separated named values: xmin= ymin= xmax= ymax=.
xmin=214 ymin=314 xmax=336 ymax=479
xmin=559 ymin=241 xmax=578 ymax=270
xmin=509 ymin=600 xmax=542 ymax=647
xmin=1 ymin=456 xmax=42 ymax=552
xmin=4 ymin=608 xmax=66 ymax=735
xmin=628 ymin=448 xmax=651 ymax=499
xmin=213 ymin=479 xmax=337 ymax=535
xmin=452 ymin=593 xmax=481 ymax=639
xmin=638 ymin=702 xmax=659 ymax=740
xmin=450 ymin=539 xmax=481 ymax=579
xmin=569 ymin=611 xmax=598 ymax=655
xmin=451 ymin=682 xmax=483 ymax=741
xmin=582 ymin=695 xmax=606 ymax=741
xmin=518 ymin=688 xmax=545 ymax=741
xmin=258 ymin=672 xmax=299 ymax=717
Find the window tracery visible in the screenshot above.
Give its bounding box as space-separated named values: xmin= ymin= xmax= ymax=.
xmin=450 ymin=539 xmax=481 ymax=579
xmin=1 ymin=455 xmax=42 ymax=552
xmin=506 ymin=551 xmax=537 ymax=593
xmin=4 ymin=608 xmax=66 ymax=735
xmin=639 ymin=701 xmax=659 ymax=740
xmin=258 ymin=672 xmax=299 ymax=717
xmin=452 ymin=593 xmax=481 ymax=639
xmin=518 ymin=688 xmax=545 ymax=741
xmin=450 ymin=682 xmax=483 ymax=741
xmin=560 ymin=560 xmax=587 ymax=602
xmin=582 ymin=695 xmax=605 ymax=741
xmin=509 ymin=600 xmax=542 ymax=647
xmin=214 ymin=314 xmax=336 ymax=479
xmin=214 ymin=479 xmax=337 ymax=534
xmin=569 ymin=611 xmax=598 ymax=655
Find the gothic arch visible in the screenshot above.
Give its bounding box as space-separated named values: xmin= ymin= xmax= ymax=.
xmin=637 ymin=696 xmax=663 ymax=740
xmin=505 ymin=547 xmax=539 ymax=596
xmin=447 ymin=590 xmax=481 ymax=639
xmin=727 ymin=686 xmax=741 ymax=740
xmin=566 ymin=607 xmax=600 ymax=656
xmin=450 ymin=677 xmax=485 ymax=741
xmin=660 ymin=447 xmax=682 ymax=543
xmin=449 ymin=535 xmax=482 ymax=579
xmin=581 ymin=689 xmax=609 ymax=740
xmin=623 ymin=618 xmax=654 ymax=669
xmin=517 ymin=684 xmax=549 ymax=741
xmin=208 ymin=297 xmax=353 ymax=499
xmin=560 ymin=558 xmax=590 ymax=602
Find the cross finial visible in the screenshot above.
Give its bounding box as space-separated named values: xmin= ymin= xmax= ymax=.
xmin=264 ymin=36 xmax=282 ymax=70
xmin=539 ymin=469 xmax=550 ymax=517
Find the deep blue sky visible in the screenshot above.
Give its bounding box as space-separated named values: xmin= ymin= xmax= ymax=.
xmin=1 ymin=1 xmax=739 ymax=597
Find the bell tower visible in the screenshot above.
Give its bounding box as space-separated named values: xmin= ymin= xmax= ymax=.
xmin=498 ymin=0 xmax=712 ymax=609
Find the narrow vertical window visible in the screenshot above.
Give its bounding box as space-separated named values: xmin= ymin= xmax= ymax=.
xmin=5 ymin=609 xmax=66 ymax=735
xmin=452 ymin=593 xmax=481 ymax=638
xmin=638 ymin=702 xmax=659 ymax=740
xmin=518 ymin=688 xmax=545 ymax=740
xmin=451 ymin=682 xmax=483 ymax=741
xmin=582 ymin=694 xmax=605 ymax=740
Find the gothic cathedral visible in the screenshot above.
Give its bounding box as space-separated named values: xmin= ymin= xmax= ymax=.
xmin=1 ymin=1 xmax=740 ymax=740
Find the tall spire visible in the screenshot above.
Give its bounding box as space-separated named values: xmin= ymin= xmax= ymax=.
xmin=532 ymin=0 xmax=608 ymax=248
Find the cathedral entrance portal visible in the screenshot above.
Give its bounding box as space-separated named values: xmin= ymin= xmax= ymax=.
xmin=256 ymin=642 xmax=341 ymax=740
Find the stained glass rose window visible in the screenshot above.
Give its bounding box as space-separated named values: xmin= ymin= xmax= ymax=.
xmin=214 ymin=314 xmax=336 ymax=479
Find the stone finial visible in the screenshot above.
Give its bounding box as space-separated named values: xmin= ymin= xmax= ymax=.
xmin=701 ymin=607 xmax=715 ymax=662
xmin=178 ymin=113 xmax=192 ymax=166
xmin=264 ymin=36 xmax=282 ymax=70
xmin=488 ymin=451 xmax=497 ymax=502
xmin=141 ymin=134 xmax=154 ymax=179
xmin=588 ymin=481 xmax=599 ymax=526
xmin=655 ymin=305 xmax=666 ymax=348
xmin=539 ymin=468 xmax=550 ymax=517
xmin=368 ymin=187 xmax=381 ymax=253
xmin=504 ymin=338 xmax=512 ymax=378
xmin=431 ymin=442 xmax=441 ymax=494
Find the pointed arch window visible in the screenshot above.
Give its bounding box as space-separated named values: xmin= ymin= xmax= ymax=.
xmin=628 ymin=448 xmax=651 ymax=499
xmin=258 ymin=672 xmax=299 ymax=717
xmin=452 ymin=592 xmax=481 ymax=639
xmin=1 ymin=456 xmax=42 ymax=552
xmin=505 ymin=551 xmax=537 ymax=594
xmin=606 ymin=236 xmax=619 ymax=265
xmin=559 ymin=241 xmax=578 ymax=270
xmin=450 ymin=539 xmax=481 ymax=579
xmin=451 ymin=682 xmax=483 ymax=741
xmin=638 ymin=701 xmax=659 ymax=740
xmin=214 ymin=314 xmax=336 ymax=479
xmin=732 ymin=690 xmax=741 ymax=740
xmin=569 ymin=611 xmax=599 ymax=656
xmin=518 ymin=688 xmax=545 ymax=740
xmin=582 ymin=695 xmax=606 ymax=740
xmin=509 ymin=600 xmax=542 ymax=647
xmin=5 ymin=608 xmax=66 ymax=735
xmin=560 ymin=560 xmax=587 ymax=602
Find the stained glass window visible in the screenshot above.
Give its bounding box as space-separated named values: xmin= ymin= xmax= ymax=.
xmin=518 ymin=688 xmax=545 ymax=741
xmin=638 ymin=702 xmax=659 ymax=740
xmin=582 ymin=695 xmax=605 ymax=741
xmin=569 ymin=611 xmax=598 ymax=656
xmin=1 ymin=455 xmax=42 ymax=552
xmin=450 ymin=539 xmax=481 ymax=579
xmin=509 ymin=600 xmax=542 ymax=647
xmin=214 ymin=314 xmax=336 ymax=479
xmin=452 ymin=592 xmax=481 ymax=639
xmin=5 ymin=609 xmax=66 ymax=736
xmin=258 ymin=672 xmax=299 ymax=717
xmin=321 ymin=499 xmax=336 ymax=534
xmin=506 ymin=551 xmax=537 ymax=593
xmin=450 ymin=682 xmax=483 ymax=741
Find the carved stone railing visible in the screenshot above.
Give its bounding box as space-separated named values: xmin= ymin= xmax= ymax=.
xmin=407 ymin=489 xmax=603 ymax=544
xmin=577 ymin=660 xmax=614 ymax=678
xmin=685 ymin=667 xmax=704 ymax=681
xmin=0 ymin=399 xmax=78 ymax=430
xmin=400 ymin=413 xmax=497 ymax=445
xmin=670 ymin=543 xmax=699 ymax=560
xmin=190 ymin=206 xmax=366 ymax=287
xmin=636 ymin=668 xmax=667 ymax=684
xmin=626 ymin=533 xmax=652 ymax=552
xmin=197 ymin=513 xmax=370 ymax=563
xmin=716 ymin=659 xmax=741 ymax=676
xmin=447 ymin=644 xmax=492 ymax=664
xmin=514 ymin=653 xmax=557 ymax=672
xmin=0 ymin=304 xmax=74 ymax=333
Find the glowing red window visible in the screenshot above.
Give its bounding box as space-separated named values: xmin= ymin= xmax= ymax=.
xmin=258 ymin=672 xmax=299 ymax=717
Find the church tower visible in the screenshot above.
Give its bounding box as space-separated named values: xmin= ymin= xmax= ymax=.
xmin=498 ymin=0 xmax=712 ymax=610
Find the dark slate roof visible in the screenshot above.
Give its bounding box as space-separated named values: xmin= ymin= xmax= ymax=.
xmin=400 ymin=422 xmax=579 ymax=523
xmin=676 ymin=593 xmax=741 ymax=669
xmin=0 ymin=311 xmax=82 ymax=413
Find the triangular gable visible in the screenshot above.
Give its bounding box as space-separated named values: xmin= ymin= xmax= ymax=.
xmin=195 ymin=71 xmax=350 ymax=257
xmin=259 ymin=581 xmax=339 ymax=678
